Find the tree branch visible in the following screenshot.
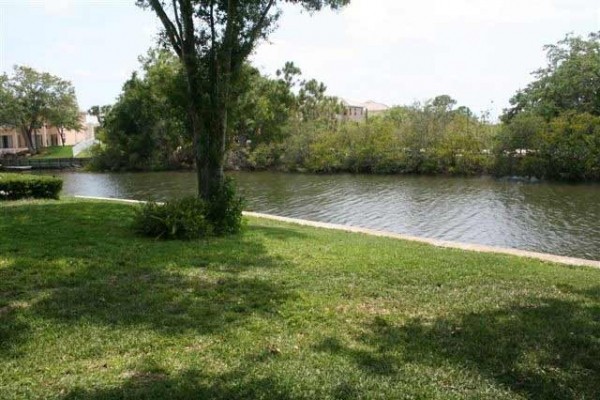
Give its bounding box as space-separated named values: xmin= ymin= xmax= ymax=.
xmin=209 ymin=0 xmax=216 ymax=51
xmin=172 ymin=0 xmax=184 ymax=40
xmin=249 ymin=1 xmax=276 ymax=44
xmin=238 ymin=0 xmax=276 ymax=60
xmin=148 ymin=0 xmax=183 ymax=57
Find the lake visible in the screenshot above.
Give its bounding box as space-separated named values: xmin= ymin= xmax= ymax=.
xmin=45 ymin=170 xmax=600 ymax=261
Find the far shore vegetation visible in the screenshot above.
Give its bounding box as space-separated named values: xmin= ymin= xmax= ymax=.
xmin=84 ymin=32 xmax=600 ymax=182
xmin=1 ymin=198 xmax=599 ymax=399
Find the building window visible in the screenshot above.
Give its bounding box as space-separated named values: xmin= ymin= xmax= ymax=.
xmin=1 ymin=135 xmax=13 ymax=149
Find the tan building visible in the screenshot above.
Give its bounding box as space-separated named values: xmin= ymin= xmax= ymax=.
xmin=0 ymin=113 xmax=97 ymax=156
xmin=363 ymin=100 xmax=390 ymax=116
xmin=340 ymin=99 xmax=367 ymax=122
xmin=340 ymin=99 xmax=390 ymax=122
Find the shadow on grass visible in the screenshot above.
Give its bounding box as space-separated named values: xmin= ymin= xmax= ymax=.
xmin=0 ymin=201 xmax=300 ymax=358
xmin=315 ymin=288 xmax=600 ymax=399
xmin=62 ymin=365 xmax=304 ymax=400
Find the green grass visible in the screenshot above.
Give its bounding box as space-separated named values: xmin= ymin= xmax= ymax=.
xmin=1 ymin=199 xmax=599 ymax=399
xmin=74 ymin=148 xmax=92 ymax=158
xmin=31 ymin=146 xmax=73 ymax=159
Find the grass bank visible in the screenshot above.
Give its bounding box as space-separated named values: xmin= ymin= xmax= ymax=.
xmin=1 ymin=199 xmax=599 ymax=399
xmin=31 ymin=146 xmax=74 ymax=159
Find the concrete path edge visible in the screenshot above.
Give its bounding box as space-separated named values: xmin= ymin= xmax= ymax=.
xmin=74 ymin=195 xmax=600 ymax=269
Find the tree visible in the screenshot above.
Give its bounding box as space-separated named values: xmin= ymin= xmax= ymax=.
xmin=47 ymin=81 xmax=83 ymax=146
xmin=0 ymin=66 xmax=80 ymax=153
xmin=88 ymin=105 xmax=113 ymax=127
xmin=0 ymin=74 xmax=17 ymax=129
xmin=98 ymin=50 xmax=190 ymax=170
xmin=297 ymin=78 xmax=342 ymax=124
xmin=503 ymin=32 xmax=600 ymax=122
xmin=230 ymin=63 xmax=298 ymax=145
xmin=136 ymin=0 xmax=350 ymax=199
xmin=429 ymin=94 xmax=457 ymax=113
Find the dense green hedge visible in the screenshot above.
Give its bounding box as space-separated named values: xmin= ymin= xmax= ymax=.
xmin=0 ymin=173 xmax=63 ymax=200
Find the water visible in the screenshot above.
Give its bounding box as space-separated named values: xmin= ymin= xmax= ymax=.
xmin=44 ymin=171 xmax=600 ymax=261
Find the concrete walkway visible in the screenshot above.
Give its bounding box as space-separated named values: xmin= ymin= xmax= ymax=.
xmin=75 ymin=195 xmax=600 ymax=269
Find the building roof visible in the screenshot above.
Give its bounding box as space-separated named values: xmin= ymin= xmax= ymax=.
xmin=340 ymin=98 xmax=366 ymax=108
xmin=363 ymin=100 xmax=390 ymax=112
xmin=340 ymin=99 xmax=390 ymax=111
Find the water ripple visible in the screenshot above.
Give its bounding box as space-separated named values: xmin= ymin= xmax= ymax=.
xmin=46 ymin=170 xmax=600 ymax=261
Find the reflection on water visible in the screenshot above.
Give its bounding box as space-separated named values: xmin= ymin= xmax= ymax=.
xmin=44 ymin=171 xmax=600 ymax=260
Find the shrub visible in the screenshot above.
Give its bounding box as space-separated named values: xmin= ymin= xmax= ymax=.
xmin=493 ymin=112 xmax=600 ymax=181
xmin=0 ymin=173 xmax=63 ymax=200
xmin=248 ymin=142 xmax=282 ymax=170
xmin=133 ymin=179 xmax=244 ymax=240
xmin=133 ymin=197 xmax=213 ymax=240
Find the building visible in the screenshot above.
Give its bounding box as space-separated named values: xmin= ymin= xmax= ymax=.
xmin=340 ymin=99 xmax=390 ymax=122
xmin=0 ymin=113 xmax=97 ymax=156
xmin=340 ymin=99 xmax=368 ymax=122
xmin=363 ymin=100 xmax=390 ymax=117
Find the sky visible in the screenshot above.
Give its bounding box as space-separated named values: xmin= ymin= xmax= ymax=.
xmin=1 ymin=0 xmax=599 ymax=119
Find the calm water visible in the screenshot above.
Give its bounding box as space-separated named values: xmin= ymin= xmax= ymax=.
xmin=44 ymin=171 xmax=600 ymax=261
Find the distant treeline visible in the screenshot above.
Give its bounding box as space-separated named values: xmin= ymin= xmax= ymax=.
xmin=238 ymin=100 xmax=497 ymax=175
xmin=90 ymin=32 xmax=600 ymax=181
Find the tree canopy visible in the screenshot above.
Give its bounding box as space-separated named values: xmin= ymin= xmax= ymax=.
xmin=92 ymin=49 xmax=341 ymax=171
xmin=503 ymin=32 xmax=600 ymax=121
xmin=136 ymin=0 xmax=350 ymax=199
xmin=94 ymin=50 xmax=190 ymax=170
xmin=496 ymin=32 xmax=600 ymax=181
xmin=0 ymin=66 xmax=81 ymax=152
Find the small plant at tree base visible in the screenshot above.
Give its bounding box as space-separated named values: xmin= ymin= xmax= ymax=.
xmin=133 ymin=197 xmax=213 ymax=240
xmin=133 ymin=179 xmax=244 ymax=240
xmin=206 ymin=177 xmax=245 ymax=235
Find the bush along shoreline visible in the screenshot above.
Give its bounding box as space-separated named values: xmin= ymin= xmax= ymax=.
xmin=227 ymin=114 xmax=600 ymax=183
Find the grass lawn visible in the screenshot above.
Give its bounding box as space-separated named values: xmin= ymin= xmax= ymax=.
xmin=1 ymin=199 xmax=599 ymax=399
xmin=74 ymin=149 xmax=92 ymax=158
xmin=31 ymin=146 xmax=73 ymax=159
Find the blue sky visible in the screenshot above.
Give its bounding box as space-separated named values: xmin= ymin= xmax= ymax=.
xmin=1 ymin=0 xmax=599 ymax=118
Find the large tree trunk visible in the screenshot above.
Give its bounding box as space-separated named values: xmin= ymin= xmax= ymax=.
xmin=20 ymin=127 xmax=36 ymax=154
xmin=181 ymin=55 xmax=227 ymax=201
xmin=58 ymin=127 xmax=66 ymax=146
xmin=198 ymin=109 xmax=227 ymax=199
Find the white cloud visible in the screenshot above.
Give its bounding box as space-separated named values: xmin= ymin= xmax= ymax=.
xmin=252 ymin=0 xmax=599 ymax=118
xmin=5 ymin=0 xmax=599 ymax=113
xmin=342 ymin=0 xmax=568 ymax=44
xmin=0 ymin=7 xmax=6 ymax=71
xmin=73 ymin=69 xmax=93 ymax=78
xmin=28 ymin=0 xmax=74 ymax=16
xmin=55 ymin=41 xmax=77 ymax=55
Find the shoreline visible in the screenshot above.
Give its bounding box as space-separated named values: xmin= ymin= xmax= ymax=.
xmin=74 ymin=195 xmax=600 ymax=269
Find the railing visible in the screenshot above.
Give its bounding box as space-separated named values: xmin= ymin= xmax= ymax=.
xmin=73 ymin=139 xmax=100 ymax=157
xmin=1 ymin=157 xmax=92 ymax=169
